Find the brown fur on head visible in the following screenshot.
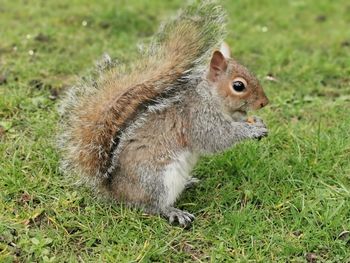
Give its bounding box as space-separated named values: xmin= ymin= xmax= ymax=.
xmin=207 ymin=43 xmax=269 ymax=118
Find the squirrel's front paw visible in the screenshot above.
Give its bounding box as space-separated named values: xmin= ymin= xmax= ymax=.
xmin=249 ymin=116 xmax=268 ymax=139
xmin=252 ymin=126 xmax=268 ymax=140
xmin=247 ymin=116 xmax=266 ymax=127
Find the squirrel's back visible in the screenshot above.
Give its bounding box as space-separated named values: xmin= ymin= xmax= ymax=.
xmin=58 ymin=1 xmax=226 ymax=182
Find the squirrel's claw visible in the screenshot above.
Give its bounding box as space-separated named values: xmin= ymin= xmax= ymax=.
xmin=249 ymin=116 xmax=268 ymax=140
xmin=251 ymin=116 xmax=266 ymax=128
xmin=185 ymin=177 xmax=200 ymax=189
xmin=164 ymin=207 xmax=195 ymax=228
xmin=255 ymin=128 xmax=268 ymax=140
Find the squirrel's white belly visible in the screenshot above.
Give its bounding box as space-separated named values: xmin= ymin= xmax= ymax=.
xmin=163 ymin=151 xmax=198 ymax=207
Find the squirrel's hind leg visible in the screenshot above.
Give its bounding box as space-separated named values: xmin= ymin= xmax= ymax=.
xmin=115 ymin=134 xmax=198 ymax=227
xmin=154 ymin=151 xmax=198 ymax=227
xmin=109 ymin=156 xmax=197 ymax=227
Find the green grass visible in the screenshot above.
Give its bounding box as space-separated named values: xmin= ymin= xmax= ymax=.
xmin=1 ymin=0 xmax=350 ymax=262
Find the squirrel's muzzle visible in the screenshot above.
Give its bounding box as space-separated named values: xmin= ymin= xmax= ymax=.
xmin=252 ymin=93 xmax=269 ymax=110
xmin=259 ymin=96 xmax=269 ymax=108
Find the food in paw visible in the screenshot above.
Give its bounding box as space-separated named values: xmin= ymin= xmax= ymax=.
xmin=246 ymin=116 xmax=255 ymax=124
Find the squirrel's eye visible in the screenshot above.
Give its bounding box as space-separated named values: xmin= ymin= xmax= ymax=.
xmin=232 ymin=81 xmax=246 ymax=92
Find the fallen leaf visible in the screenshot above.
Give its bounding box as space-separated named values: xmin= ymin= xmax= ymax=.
xmin=265 ymin=73 xmax=278 ymax=82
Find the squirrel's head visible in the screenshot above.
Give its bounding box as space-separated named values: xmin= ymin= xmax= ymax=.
xmin=207 ymin=43 xmax=269 ymax=118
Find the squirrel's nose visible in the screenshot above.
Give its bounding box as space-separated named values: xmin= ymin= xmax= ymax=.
xmin=259 ymin=97 xmax=269 ymax=109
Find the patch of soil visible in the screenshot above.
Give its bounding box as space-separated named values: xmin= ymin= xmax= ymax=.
xmin=170 ymin=240 xmax=210 ymax=261
xmin=0 ymin=125 xmax=5 ymax=138
xmin=18 ymin=192 xmax=32 ymax=204
xmin=0 ymin=74 xmax=7 ymax=85
xmin=315 ymin=15 xmax=327 ymax=22
xmin=26 ymin=211 xmax=47 ymax=228
xmin=305 ymin=252 xmax=318 ymax=262
xmin=341 ymin=40 xmax=350 ymax=47
xmin=99 ymin=21 xmax=111 ymax=29
xmin=49 ymin=87 xmax=59 ymax=100
xmin=29 ymin=79 xmax=45 ymax=90
xmin=34 ymin=33 xmax=50 ymax=43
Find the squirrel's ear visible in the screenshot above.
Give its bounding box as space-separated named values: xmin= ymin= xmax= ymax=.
xmin=220 ymin=42 xmax=231 ymax=58
xmin=208 ymin=50 xmax=228 ymax=82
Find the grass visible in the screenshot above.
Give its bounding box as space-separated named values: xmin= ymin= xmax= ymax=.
xmin=1 ymin=0 xmax=349 ymax=262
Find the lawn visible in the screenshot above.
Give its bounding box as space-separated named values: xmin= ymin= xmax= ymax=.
xmin=1 ymin=0 xmax=349 ymax=262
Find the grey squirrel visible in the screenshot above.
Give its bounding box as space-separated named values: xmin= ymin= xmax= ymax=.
xmin=58 ymin=1 xmax=269 ymax=227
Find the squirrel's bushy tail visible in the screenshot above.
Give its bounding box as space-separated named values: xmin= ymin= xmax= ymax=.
xmin=58 ymin=1 xmax=226 ymax=182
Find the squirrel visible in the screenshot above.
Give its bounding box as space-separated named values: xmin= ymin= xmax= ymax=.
xmin=58 ymin=1 xmax=269 ymax=227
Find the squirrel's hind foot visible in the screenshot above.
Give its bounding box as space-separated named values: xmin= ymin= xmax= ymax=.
xmin=185 ymin=177 xmax=200 ymax=189
xmin=144 ymin=206 xmax=195 ymax=228
xmin=163 ymin=207 xmax=195 ymax=228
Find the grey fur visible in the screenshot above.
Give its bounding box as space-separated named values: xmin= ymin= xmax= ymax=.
xmin=57 ymin=0 xmax=226 ymax=183
xmin=103 ymin=77 xmax=267 ymax=227
xmin=57 ymin=1 xmax=268 ymax=228
xmin=189 ymin=80 xmax=268 ymax=154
